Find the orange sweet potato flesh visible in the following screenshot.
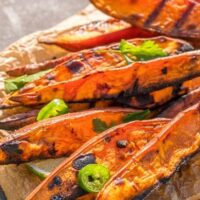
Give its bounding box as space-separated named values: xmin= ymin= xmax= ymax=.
xmin=38 ymin=19 xmax=156 ymax=51
xmin=0 ymin=108 xmax=135 ymax=164
xmin=6 ymin=50 xmax=200 ymax=107
xmin=6 ymin=19 xmax=156 ymax=77
xmin=97 ymin=103 xmax=200 ymax=200
xmin=159 ymin=86 xmax=200 ymax=118
xmin=91 ymin=0 xmax=200 ymax=39
xmin=26 ymin=118 xmax=169 ymax=200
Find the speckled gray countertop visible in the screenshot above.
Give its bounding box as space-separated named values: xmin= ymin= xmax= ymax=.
xmin=0 ymin=0 xmax=88 ymax=50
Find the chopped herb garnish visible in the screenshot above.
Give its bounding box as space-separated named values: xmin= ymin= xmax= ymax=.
xmin=4 ymin=69 xmax=51 ymax=93
xmin=123 ymin=110 xmax=150 ymax=123
xmin=119 ymin=40 xmax=167 ymax=61
xmin=92 ymin=118 xmax=109 ymax=133
xmin=95 ymin=40 xmax=167 ymax=65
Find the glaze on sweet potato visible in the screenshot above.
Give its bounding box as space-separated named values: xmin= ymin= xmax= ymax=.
xmin=91 ymin=0 xmax=200 ymax=39
xmin=97 ymin=103 xmax=200 ymax=200
xmin=6 ymin=50 xmax=200 ymax=107
xmin=38 ymin=19 xmax=156 ymax=51
xmin=26 ymin=118 xmax=169 ymax=200
xmin=0 ymin=108 xmax=136 ymax=164
xmin=159 ymin=87 xmax=200 ymax=118
xmin=6 ymin=20 xmax=156 ymax=77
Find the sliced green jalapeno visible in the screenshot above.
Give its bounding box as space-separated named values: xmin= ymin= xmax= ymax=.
xmin=78 ymin=164 xmax=110 ymax=193
xmin=37 ymin=99 xmax=69 ymax=121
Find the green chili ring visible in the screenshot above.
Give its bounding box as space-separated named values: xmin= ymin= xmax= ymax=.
xmin=78 ymin=164 xmax=110 ymax=193
xmin=37 ymin=99 xmax=69 ymax=121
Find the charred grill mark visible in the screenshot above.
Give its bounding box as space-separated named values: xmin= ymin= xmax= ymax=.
xmin=48 ymin=176 xmax=62 ymax=190
xmin=72 ymin=153 xmax=96 ymax=170
xmin=172 ymin=83 xmax=182 ymax=96
xmin=134 ymin=93 xmax=154 ymax=107
xmin=116 ymin=140 xmax=128 ymax=148
xmin=144 ymin=0 xmax=168 ymax=27
xmin=161 ymin=67 xmax=168 ymax=75
xmin=65 ymin=61 xmax=83 ymax=73
xmin=172 ymin=2 xmax=195 ymax=34
xmin=1 ymin=141 xmax=22 ymax=155
xmin=133 ymin=71 xmax=200 ymax=95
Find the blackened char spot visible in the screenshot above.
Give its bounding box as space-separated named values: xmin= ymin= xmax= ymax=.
xmin=65 ymin=61 xmax=83 ymax=73
xmin=104 ymin=135 xmax=112 ymax=143
xmin=116 ymin=140 xmax=128 ymax=148
xmin=48 ymin=142 xmax=57 ymax=156
xmin=135 ymin=93 xmax=154 ymax=107
xmin=172 ymin=83 xmax=182 ymax=96
xmin=50 ymin=194 xmax=64 ymax=200
xmin=72 ymin=153 xmax=96 ymax=170
xmin=161 ymin=67 xmax=168 ymax=75
xmin=48 ymin=176 xmax=62 ymax=190
xmin=1 ymin=141 xmax=23 ymax=154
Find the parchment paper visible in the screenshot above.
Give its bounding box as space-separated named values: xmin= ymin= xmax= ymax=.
xmin=0 ymin=4 xmax=199 ymax=200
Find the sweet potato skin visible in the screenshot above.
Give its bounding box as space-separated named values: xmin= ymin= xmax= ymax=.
xmin=159 ymin=87 xmax=200 ymax=118
xmin=97 ymin=103 xmax=200 ymax=200
xmin=8 ymin=50 xmax=200 ymax=106
xmin=0 ymin=108 xmax=135 ymax=164
xmin=91 ymin=0 xmax=200 ymax=39
xmin=26 ymin=118 xmax=169 ymax=200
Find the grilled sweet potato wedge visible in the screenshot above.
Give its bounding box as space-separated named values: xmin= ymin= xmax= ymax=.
xmin=0 ymin=108 xmax=137 ymax=164
xmin=38 ymin=19 xmax=156 ymax=51
xmin=26 ymin=118 xmax=169 ymax=200
xmin=5 ymin=50 xmax=200 ymax=107
xmin=20 ymin=37 xmax=191 ymax=87
xmin=159 ymin=87 xmax=200 ymax=118
xmin=6 ymin=20 xmax=156 ymax=77
xmin=6 ymin=35 xmax=190 ymax=77
xmin=97 ymin=103 xmax=200 ymax=200
xmin=91 ymin=0 xmax=200 ymax=39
